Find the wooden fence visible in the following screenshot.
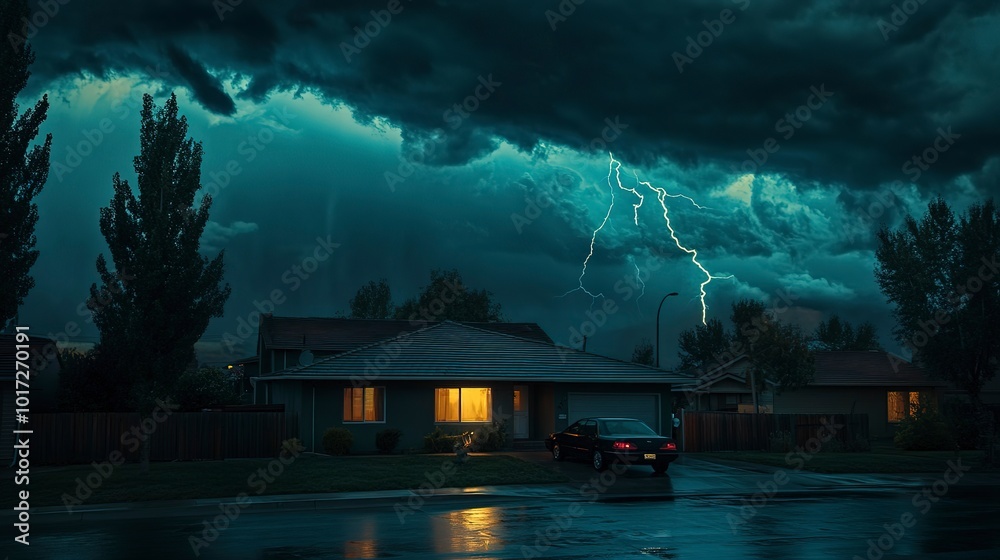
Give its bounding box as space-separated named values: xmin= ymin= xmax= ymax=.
xmin=681 ymin=411 xmax=869 ymax=452
xmin=30 ymin=411 xmax=298 ymax=465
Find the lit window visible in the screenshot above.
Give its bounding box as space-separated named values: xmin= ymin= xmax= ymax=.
xmin=343 ymin=387 xmax=385 ymax=422
xmin=435 ymin=388 xmax=491 ymax=422
xmin=888 ymin=391 xmax=932 ymax=423
xmin=887 ymin=391 xmax=906 ymax=423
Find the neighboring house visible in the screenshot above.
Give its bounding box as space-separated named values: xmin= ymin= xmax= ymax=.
xmin=675 ymin=350 xmax=949 ymax=438
xmin=1 ymin=334 xmax=61 ymax=465
xmin=672 ymin=356 xmax=776 ymax=413
xmin=250 ymin=317 xmax=689 ymax=453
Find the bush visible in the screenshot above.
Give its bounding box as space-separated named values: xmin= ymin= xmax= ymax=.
xmin=375 ymin=429 xmax=402 ymax=454
xmin=894 ymin=396 xmax=956 ymax=451
xmin=323 ymin=427 xmax=353 ymax=455
xmin=843 ymin=436 xmax=871 ymax=452
xmin=173 ymin=366 xmax=243 ymax=411
xmin=768 ymin=430 xmax=793 ymax=452
xmin=424 ymin=427 xmax=462 ymax=453
xmin=280 ymin=438 xmax=305 ymax=456
xmin=475 ymin=418 xmax=509 ymax=451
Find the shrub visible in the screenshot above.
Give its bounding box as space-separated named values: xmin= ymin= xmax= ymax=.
xmin=475 ymin=418 xmax=509 ymax=451
xmin=768 ymin=430 xmax=793 ymax=453
xmin=894 ymin=396 xmax=956 ymax=451
xmin=424 ymin=427 xmax=462 ymax=453
xmin=172 ymin=366 xmax=243 ymax=411
xmin=843 ymin=436 xmax=871 ymax=452
xmin=323 ymin=427 xmax=353 ymax=455
xmin=375 ymin=429 xmax=402 ymax=454
xmin=280 ymin=438 xmax=305 ymax=456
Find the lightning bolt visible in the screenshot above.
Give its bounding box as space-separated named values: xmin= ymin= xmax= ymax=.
xmin=558 ymin=156 xmax=622 ymax=303
xmin=562 ymin=152 xmax=732 ymax=324
xmin=630 ymin=255 xmax=646 ymax=314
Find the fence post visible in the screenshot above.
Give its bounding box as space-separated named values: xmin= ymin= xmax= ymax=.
xmin=680 ymin=408 xmax=686 ymax=452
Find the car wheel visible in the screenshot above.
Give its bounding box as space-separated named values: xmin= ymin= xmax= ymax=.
xmin=653 ymin=461 xmax=669 ymax=475
xmin=592 ymin=450 xmax=607 ymax=471
xmin=552 ymin=443 xmax=564 ymax=461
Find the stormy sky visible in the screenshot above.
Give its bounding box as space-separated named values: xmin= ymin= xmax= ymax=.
xmin=12 ymin=0 xmax=1000 ymax=367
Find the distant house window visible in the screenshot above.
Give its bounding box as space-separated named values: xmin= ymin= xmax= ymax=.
xmin=887 ymin=391 xmax=929 ymax=423
xmin=343 ymin=387 xmax=385 ymax=422
xmin=435 ymin=388 xmax=492 ymax=422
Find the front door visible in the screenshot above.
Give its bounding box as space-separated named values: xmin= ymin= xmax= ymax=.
xmin=513 ymin=385 xmax=529 ymax=438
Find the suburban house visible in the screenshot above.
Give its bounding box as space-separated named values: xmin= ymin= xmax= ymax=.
xmin=250 ymin=315 xmax=690 ymax=453
xmin=673 ymin=350 xmax=949 ymax=438
xmin=1 ymin=334 xmax=61 ymax=465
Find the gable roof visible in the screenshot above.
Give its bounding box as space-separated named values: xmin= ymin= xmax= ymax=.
xmin=255 ymin=320 xmax=689 ymax=383
xmin=258 ymin=314 xmax=553 ymax=353
xmin=672 ymin=350 xmax=945 ymax=390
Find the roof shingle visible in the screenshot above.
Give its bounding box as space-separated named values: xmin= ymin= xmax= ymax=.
xmin=256 ymin=321 xmax=688 ymax=383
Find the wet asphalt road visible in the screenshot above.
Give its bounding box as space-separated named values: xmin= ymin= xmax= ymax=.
xmin=11 ymin=456 xmax=1000 ymax=559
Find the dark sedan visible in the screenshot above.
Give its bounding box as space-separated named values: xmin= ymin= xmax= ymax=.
xmin=545 ymin=417 xmax=679 ymax=473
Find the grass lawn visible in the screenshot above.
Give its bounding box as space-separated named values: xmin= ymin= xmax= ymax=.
xmin=2 ymin=453 xmax=568 ymax=509
xmin=696 ymin=443 xmax=995 ymax=474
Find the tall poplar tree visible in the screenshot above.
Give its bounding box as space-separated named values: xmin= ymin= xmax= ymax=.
xmin=1 ymin=0 xmax=51 ymax=327
xmin=90 ymin=94 xmax=230 ymax=471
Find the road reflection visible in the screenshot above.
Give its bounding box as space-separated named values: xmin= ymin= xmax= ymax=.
xmin=433 ymin=506 xmax=505 ymax=555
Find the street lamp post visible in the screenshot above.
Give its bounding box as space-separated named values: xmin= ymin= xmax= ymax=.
xmin=655 ymin=292 xmax=679 ymax=369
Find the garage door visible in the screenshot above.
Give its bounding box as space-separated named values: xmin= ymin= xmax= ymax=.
xmin=568 ymin=393 xmax=660 ymax=433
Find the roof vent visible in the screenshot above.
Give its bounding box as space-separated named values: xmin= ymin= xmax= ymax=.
xmin=299 ymin=349 xmax=314 ymax=366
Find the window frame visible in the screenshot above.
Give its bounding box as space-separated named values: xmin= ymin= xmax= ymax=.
xmin=434 ymin=387 xmax=492 ymax=423
xmin=343 ymin=386 xmax=386 ymax=423
xmin=887 ymin=390 xmax=932 ymax=424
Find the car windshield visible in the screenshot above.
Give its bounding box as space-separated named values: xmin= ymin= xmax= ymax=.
xmin=598 ymin=419 xmax=657 ymax=436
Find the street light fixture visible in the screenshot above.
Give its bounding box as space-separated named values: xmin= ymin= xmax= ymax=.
xmin=655 ymin=292 xmax=679 ymax=369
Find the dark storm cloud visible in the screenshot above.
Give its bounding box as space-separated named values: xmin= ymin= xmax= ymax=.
xmin=23 ymin=0 xmax=1000 ymax=200
xmin=165 ymin=46 xmax=236 ymax=115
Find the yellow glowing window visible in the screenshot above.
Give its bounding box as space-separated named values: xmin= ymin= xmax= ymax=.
xmin=514 ymin=389 xmax=524 ymax=412
xmin=888 ymin=391 xmax=931 ymax=423
xmin=435 ymin=388 xmax=491 ymax=422
xmin=343 ymin=387 xmax=384 ymax=422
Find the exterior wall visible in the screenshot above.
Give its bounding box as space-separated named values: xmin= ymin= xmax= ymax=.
xmin=270 ymin=380 xmax=303 ymax=417
xmin=773 ymin=386 xmax=942 ymax=439
xmin=267 ymin=379 xmax=674 ymax=452
xmin=307 ymin=380 xmax=511 ymax=454
xmin=533 ymin=383 xmax=555 ymax=439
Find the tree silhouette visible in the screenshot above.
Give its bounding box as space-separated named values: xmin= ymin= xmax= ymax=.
xmin=1 ymin=0 xmax=51 ymax=327
xmin=89 ymin=93 xmax=231 ymax=472
xmin=630 ymin=338 xmax=654 ymax=366
xmin=394 ymin=269 xmax=504 ymax=323
xmin=876 ymin=197 xmax=999 ymax=405
xmin=813 ymin=314 xmax=882 ymax=351
xmin=349 ymin=278 xmax=394 ymax=319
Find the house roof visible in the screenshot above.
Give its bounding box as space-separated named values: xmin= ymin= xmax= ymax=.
xmin=672 ymin=350 xmax=945 ymax=390
xmin=255 ymin=320 xmax=689 ymax=383
xmin=258 ymin=314 xmax=553 ymax=352
xmin=810 ymin=351 xmax=946 ymax=387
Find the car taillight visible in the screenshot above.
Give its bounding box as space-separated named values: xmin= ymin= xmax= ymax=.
xmin=612 ymin=441 xmax=635 ymax=450
xmin=660 ymin=442 xmax=677 ymax=451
